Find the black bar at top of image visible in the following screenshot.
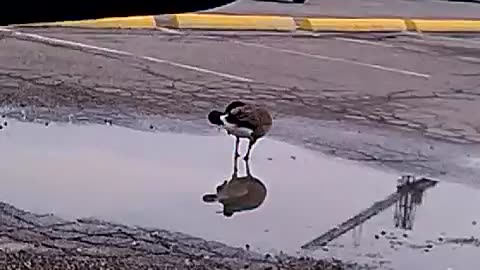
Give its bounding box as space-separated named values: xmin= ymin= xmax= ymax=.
xmin=0 ymin=0 xmax=238 ymax=26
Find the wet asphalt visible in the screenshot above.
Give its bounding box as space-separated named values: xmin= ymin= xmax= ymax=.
xmin=1 ymin=27 xmax=480 ymax=186
xmin=1 ymin=0 xmax=480 ymax=269
xmin=0 ymin=118 xmax=479 ymax=270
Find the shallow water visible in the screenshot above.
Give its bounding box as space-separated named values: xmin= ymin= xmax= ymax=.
xmin=0 ymin=119 xmax=478 ymax=270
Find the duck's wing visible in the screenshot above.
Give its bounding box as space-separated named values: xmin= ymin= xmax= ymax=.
xmin=226 ymin=105 xmax=259 ymax=130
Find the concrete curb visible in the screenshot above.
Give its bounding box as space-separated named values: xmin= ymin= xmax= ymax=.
xmin=163 ymin=13 xmax=296 ymax=31
xmin=298 ymin=18 xmax=408 ymax=32
xmin=10 ymin=14 xmax=480 ymax=33
xmin=406 ymin=19 xmax=480 ymax=32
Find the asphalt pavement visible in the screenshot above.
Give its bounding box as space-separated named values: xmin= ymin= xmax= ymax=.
xmin=208 ymin=0 xmax=480 ymax=18
xmin=1 ymin=26 xmax=480 ymax=185
xmin=1 ymin=0 xmax=480 ymax=269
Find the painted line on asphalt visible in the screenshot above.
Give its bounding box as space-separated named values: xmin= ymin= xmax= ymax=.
xmin=0 ymin=27 xmax=252 ymax=82
xmin=425 ymin=35 xmax=480 ymax=45
xmin=458 ymin=56 xmax=480 ymax=63
xmin=335 ymin=37 xmax=432 ymax=53
xmin=232 ymin=40 xmax=431 ymax=79
xmin=335 ymin=37 xmax=396 ymax=48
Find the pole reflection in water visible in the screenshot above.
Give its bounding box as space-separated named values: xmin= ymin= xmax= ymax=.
xmin=393 ymin=176 xmax=430 ymax=230
xmin=302 ymin=175 xmax=437 ymax=251
xmin=202 ymin=155 xmax=267 ymax=217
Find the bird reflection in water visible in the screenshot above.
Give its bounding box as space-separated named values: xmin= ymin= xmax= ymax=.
xmin=202 ymin=156 xmax=267 ymax=217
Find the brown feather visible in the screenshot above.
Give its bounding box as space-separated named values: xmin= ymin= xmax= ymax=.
xmin=230 ymin=104 xmax=272 ymax=139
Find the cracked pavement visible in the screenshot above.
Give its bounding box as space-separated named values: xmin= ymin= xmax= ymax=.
xmin=0 ymin=202 xmax=357 ymax=269
xmin=1 ymin=24 xmax=480 ymax=268
xmin=1 ymin=28 xmax=480 ymax=182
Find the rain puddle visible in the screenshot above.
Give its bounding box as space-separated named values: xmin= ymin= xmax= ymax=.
xmin=0 ymin=118 xmax=479 ymax=270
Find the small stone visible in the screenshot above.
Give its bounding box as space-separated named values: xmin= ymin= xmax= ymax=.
xmin=184 ymin=258 xmax=192 ymax=266
xmin=438 ymin=237 xmax=444 ymax=242
xmin=321 ymin=246 xmax=329 ymax=252
xmin=245 ymin=244 xmax=250 ymax=251
xmin=374 ymin=234 xmax=380 ymax=239
xmin=290 ymin=155 xmax=296 ymax=160
xmin=403 ymin=233 xmax=408 ymax=238
xmin=45 ymin=122 xmax=49 ymax=126
xmin=380 ymin=231 xmax=387 ymax=235
xmin=267 ymin=157 xmax=273 ymax=161
xmin=426 ymin=244 xmax=434 ymax=249
xmin=3 ymin=122 xmax=7 ymax=126
xmin=0 ymin=125 xmax=3 ymax=130
xmin=149 ymin=124 xmax=154 ymax=129
xmin=472 ymin=221 xmax=477 ymax=226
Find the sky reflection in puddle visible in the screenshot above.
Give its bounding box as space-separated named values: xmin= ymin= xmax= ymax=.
xmin=0 ymin=118 xmax=478 ymax=270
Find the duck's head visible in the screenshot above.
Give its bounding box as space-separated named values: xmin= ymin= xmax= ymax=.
xmin=207 ymin=110 xmax=224 ymax=126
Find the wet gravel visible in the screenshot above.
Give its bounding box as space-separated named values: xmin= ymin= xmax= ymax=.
xmin=0 ymin=202 xmax=366 ymax=270
xmin=0 ymin=250 xmax=351 ymax=270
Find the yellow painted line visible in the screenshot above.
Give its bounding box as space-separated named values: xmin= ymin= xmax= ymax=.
xmin=165 ymin=13 xmax=296 ymax=31
xmin=406 ymin=19 xmax=480 ymax=32
xmin=298 ymin=18 xmax=408 ymax=32
xmin=13 ymin=16 xmax=157 ymax=28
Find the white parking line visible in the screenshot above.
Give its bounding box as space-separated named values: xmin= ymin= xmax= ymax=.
xmin=233 ymin=40 xmax=431 ymax=79
xmin=0 ymin=27 xmax=252 ymax=82
xmin=335 ymin=37 xmax=396 ymax=48
xmin=458 ymin=56 xmax=480 ymax=63
xmin=336 ymin=37 xmax=431 ymax=53
xmin=427 ymin=35 xmax=480 ymax=46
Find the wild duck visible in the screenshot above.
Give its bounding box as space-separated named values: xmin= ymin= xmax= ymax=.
xmin=207 ymin=101 xmax=272 ymax=161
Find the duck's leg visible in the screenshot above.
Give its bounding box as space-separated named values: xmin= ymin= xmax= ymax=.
xmin=232 ymin=152 xmax=239 ymax=180
xmin=234 ymin=136 xmax=240 ymax=159
xmin=243 ymin=138 xmax=257 ymax=161
xmin=245 ymin=158 xmax=251 ymax=177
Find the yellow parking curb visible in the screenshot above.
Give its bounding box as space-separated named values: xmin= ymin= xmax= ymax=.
xmin=298 ymin=18 xmax=408 ymax=32
xmin=9 ymin=14 xmax=480 ymax=33
xmin=13 ymin=16 xmax=157 ymax=28
xmin=406 ymin=19 xmax=480 ymax=32
xmin=165 ymin=13 xmax=297 ymax=31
